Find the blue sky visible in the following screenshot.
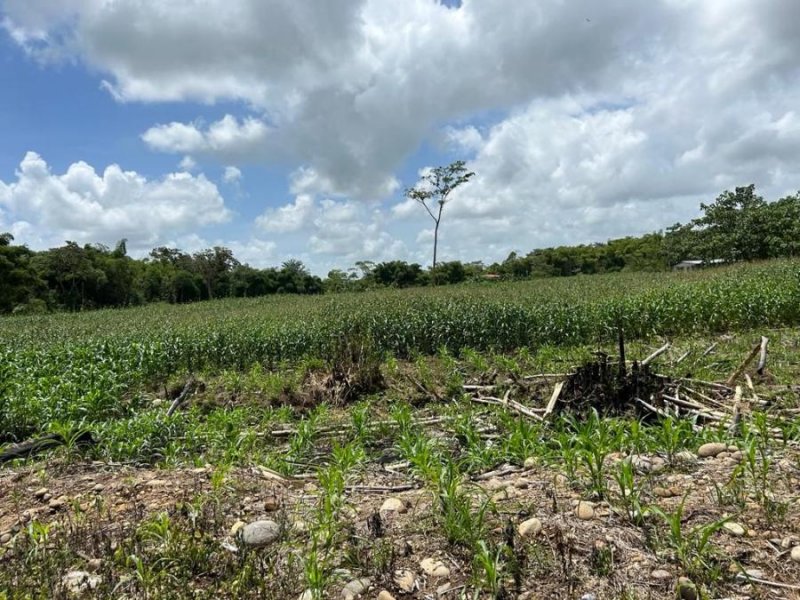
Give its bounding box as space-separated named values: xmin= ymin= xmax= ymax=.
xmin=1 ymin=1 xmax=799 ymax=274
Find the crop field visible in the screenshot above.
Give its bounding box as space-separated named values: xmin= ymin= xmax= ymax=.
xmin=1 ymin=260 xmax=800 ymax=599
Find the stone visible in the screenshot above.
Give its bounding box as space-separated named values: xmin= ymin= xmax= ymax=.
xmin=49 ymin=495 xmax=68 ymax=510
xmin=62 ymin=571 xmax=101 ymax=597
xmin=92 ymin=483 xmax=105 ymax=493
xmin=240 ymin=520 xmax=280 ymax=548
xmin=0 ymin=533 xmax=11 ymax=544
xmin=393 ymin=570 xmax=415 ymax=593
xmin=523 ymin=457 xmax=536 ymax=469
xmin=420 ymin=558 xmax=450 ymax=578
xmin=263 ymin=496 xmax=281 ymax=512
xmin=791 ymin=545 xmax=800 ymax=563
xmin=342 ymin=577 xmax=371 ymax=599
xmin=626 ymin=454 xmax=664 ymax=474
xmin=697 ymin=442 xmax=727 ymax=458
xmin=654 ymin=486 xmax=680 ymax=498
xmin=736 ymin=569 xmax=764 ymax=581
xmin=33 ymin=487 xmax=49 ymax=499
xmin=575 ymin=501 xmax=594 ymax=521
xmin=676 ymin=577 xmax=697 ymax=600
xmin=579 ymin=594 xmax=596 ymax=600
xmin=380 ymin=498 xmax=406 ymax=514
xmin=377 ymin=592 xmax=396 ymax=600
xmin=723 ymin=522 xmax=746 ymax=537
xmin=87 ymin=558 xmax=102 ymax=572
xmin=674 ymin=450 xmax=697 ymax=464
xmin=298 ymin=591 xmax=313 ymax=600
xmin=518 ymin=517 xmax=542 ymax=538
xmin=650 ymin=569 xmax=671 ymax=580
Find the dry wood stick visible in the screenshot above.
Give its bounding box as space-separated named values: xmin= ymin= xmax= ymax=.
xmin=725 ymin=340 xmax=762 ymax=387
xmin=166 ymin=377 xmax=196 ymax=417
xmin=701 ymin=342 xmax=718 ymax=357
xmin=543 ymin=381 xmax=564 ymax=418
xmin=756 ymin=336 xmax=769 ymax=375
xmin=675 ymin=350 xmax=691 ymax=364
xmin=642 ymin=343 xmax=671 ymax=366
xmin=727 ymin=386 xmax=743 ymax=435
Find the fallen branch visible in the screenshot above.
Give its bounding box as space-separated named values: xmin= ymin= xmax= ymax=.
xmin=756 ymin=336 xmax=769 ymax=375
xmin=725 ymin=340 xmax=762 ymax=387
xmin=727 ymin=386 xmax=743 ymax=436
xmin=472 ymin=395 xmax=543 ymax=421
xmin=167 ymin=376 xmax=197 ymax=417
xmin=543 ymin=381 xmax=565 ymax=418
xmin=675 ymin=350 xmax=691 ymax=364
xmin=642 ymin=343 xmax=671 ymax=366
xmin=0 ymin=431 xmax=95 ymax=464
xmin=701 ymin=342 xmax=718 ymax=357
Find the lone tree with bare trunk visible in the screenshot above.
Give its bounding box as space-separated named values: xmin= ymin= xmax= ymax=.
xmin=404 ymin=160 xmax=475 ymax=279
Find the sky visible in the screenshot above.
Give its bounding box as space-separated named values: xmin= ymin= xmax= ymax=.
xmin=0 ymin=1 xmax=799 ymax=275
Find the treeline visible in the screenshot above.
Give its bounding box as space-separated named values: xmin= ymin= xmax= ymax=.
xmin=0 ymin=238 xmax=322 ymax=314
xmin=1 ymin=185 xmax=799 ymax=313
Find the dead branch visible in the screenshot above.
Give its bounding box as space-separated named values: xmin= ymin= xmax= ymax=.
xmin=167 ymin=376 xmax=197 ymax=417
xmin=642 ymin=343 xmax=671 ymax=366
xmin=725 ymin=340 xmax=762 ymax=387
xmin=543 ymin=381 xmax=565 ymax=418
xmin=756 ymin=336 xmax=769 ymax=375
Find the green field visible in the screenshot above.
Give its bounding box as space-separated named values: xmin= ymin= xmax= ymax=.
xmin=1 ymin=260 xmax=800 ymax=598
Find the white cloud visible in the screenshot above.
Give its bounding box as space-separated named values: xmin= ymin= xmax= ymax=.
xmin=0 ymin=151 xmax=231 ymax=251
xmin=142 ymin=115 xmax=270 ymax=161
xmin=255 ymin=194 xmax=315 ymax=233
xmin=178 ymin=155 xmax=196 ymax=171
xmin=4 ymin=0 xmax=800 ymax=270
xmin=223 ymin=166 xmax=242 ymax=183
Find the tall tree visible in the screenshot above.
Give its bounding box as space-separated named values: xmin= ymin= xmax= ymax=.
xmin=404 ymin=160 xmax=474 ymax=278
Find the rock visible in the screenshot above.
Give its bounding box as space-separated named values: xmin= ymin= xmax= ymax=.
xmin=420 ymin=558 xmax=450 ymax=578
xmin=87 ymin=558 xmax=102 ymax=572
xmin=92 ymin=484 xmax=105 ymax=493
xmin=145 ymin=479 xmax=167 ymax=487
xmin=676 ymin=577 xmax=697 ymax=600
xmin=575 ymin=501 xmax=594 ymax=521
xmin=730 ymin=451 xmax=743 ymax=462
xmin=518 ymin=517 xmax=542 ymax=538
xmin=674 ymin=450 xmax=697 ymax=464
xmin=723 ymin=522 xmax=746 ymax=537
xmin=626 ymin=454 xmax=664 ymax=474
xmin=62 ymin=571 xmax=101 ymax=597
xmin=263 ymin=496 xmax=281 ymax=512
xmin=650 ymin=569 xmax=671 ymax=580
xmin=393 ymin=570 xmax=415 ymax=593
xmin=791 ymin=545 xmax=800 ymax=563
xmin=436 ymin=582 xmax=451 ymax=595
xmin=0 ymin=533 xmax=11 ymax=544
xmin=49 ymin=495 xmax=68 ymax=510
xmin=380 ymin=498 xmax=406 ymax=514
xmin=240 ymin=520 xmax=280 ymax=548
xmin=654 ymin=486 xmax=680 ymax=498
xmin=697 ymin=442 xmax=727 ymax=458
xmin=342 ymin=577 xmax=371 ymax=599
xmin=523 ymin=457 xmax=536 ymax=469
xmin=580 ymin=594 xmax=596 ymax=600
xmin=736 ymin=569 xmax=764 ymax=581
xmin=33 ymin=487 xmax=49 ymax=499
xmin=377 ymin=592 xmax=396 ymax=600
xmin=292 ymin=520 xmax=308 ymax=533
xmin=298 ymin=591 xmax=313 ymax=600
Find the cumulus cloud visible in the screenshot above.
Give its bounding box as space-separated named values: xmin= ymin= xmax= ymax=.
xmin=0 ymin=151 xmax=231 ymax=251
xmin=178 ymin=155 xmax=196 ymax=171
xmin=3 ymin=0 xmax=800 ymax=268
xmin=223 ymin=166 xmax=242 ymax=183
